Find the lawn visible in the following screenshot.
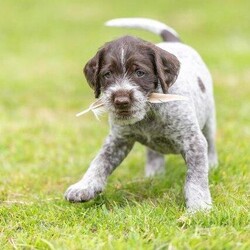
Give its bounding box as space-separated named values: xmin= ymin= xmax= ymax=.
xmin=0 ymin=0 xmax=249 ymax=249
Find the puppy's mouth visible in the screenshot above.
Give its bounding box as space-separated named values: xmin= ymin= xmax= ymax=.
xmin=116 ymin=109 xmax=136 ymax=116
xmin=110 ymin=106 xmax=147 ymax=125
xmin=102 ymin=87 xmax=148 ymax=125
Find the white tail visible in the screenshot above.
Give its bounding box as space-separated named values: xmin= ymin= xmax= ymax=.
xmin=105 ymin=17 xmax=179 ymax=38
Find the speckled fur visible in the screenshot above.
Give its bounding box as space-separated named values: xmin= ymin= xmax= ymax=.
xmin=65 ymin=19 xmax=218 ymax=211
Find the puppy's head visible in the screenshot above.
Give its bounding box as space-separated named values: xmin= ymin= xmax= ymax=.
xmin=84 ymin=36 xmax=180 ymax=125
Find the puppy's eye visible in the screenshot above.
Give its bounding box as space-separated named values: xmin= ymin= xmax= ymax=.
xmin=103 ymin=71 xmax=112 ymax=79
xmin=135 ymin=70 xmax=145 ymax=78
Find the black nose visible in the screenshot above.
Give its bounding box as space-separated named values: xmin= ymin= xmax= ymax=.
xmin=113 ymin=95 xmax=131 ymax=109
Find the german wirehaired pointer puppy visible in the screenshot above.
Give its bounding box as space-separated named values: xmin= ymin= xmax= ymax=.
xmin=65 ymin=18 xmax=218 ymax=211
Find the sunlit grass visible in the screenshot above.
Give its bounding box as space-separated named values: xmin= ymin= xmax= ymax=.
xmin=0 ymin=0 xmax=249 ymax=249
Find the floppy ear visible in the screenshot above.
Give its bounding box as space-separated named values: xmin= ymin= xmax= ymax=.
xmin=83 ymin=49 xmax=104 ymax=98
xmin=153 ymin=46 xmax=180 ymax=93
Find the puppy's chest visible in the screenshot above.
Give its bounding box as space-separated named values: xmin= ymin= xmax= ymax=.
xmin=129 ymin=121 xmax=182 ymax=154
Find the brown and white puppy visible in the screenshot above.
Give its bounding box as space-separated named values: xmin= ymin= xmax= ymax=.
xmin=84 ymin=35 xmax=180 ymax=125
xmin=65 ymin=18 xmax=218 ymax=211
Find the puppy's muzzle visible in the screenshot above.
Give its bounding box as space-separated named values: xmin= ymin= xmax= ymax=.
xmin=112 ymin=91 xmax=132 ymax=114
xmin=114 ymin=96 xmax=131 ymax=108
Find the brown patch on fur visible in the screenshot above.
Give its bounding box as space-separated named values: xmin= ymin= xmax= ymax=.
xmin=197 ymin=77 xmax=206 ymax=93
xmin=161 ymin=30 xmax=180 ymax=42
xmin=84 ymin=36 xmax=180 ymax=98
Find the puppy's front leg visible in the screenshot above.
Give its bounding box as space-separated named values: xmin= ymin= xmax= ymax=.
xmin=182 ymin=133 xmax=212 ymax=211
xmin=65 ymin=135 xmax=134 ymax=202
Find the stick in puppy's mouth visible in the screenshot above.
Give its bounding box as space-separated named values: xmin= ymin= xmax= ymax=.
xmin=76 ymin=93 xmax=188 ymax=118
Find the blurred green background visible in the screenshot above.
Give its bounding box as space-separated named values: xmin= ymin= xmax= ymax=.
xmin=0 ymin=0 xmax=249 ymax=249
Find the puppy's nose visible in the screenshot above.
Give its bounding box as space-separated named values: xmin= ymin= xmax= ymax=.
xmin=114 ymin=95 xmax=131 ymax=109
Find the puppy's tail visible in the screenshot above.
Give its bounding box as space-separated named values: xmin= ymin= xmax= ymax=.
xmin=105 ymin=18 xmax=180 ymax=42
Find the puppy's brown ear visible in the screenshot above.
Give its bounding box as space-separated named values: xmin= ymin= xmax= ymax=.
xmin=83 ymin=49 xmax=104 ymax=98
xmin=153 ymin=46 xmax=180 ymax=93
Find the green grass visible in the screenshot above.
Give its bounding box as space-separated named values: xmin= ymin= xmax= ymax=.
xmin=0 ymin=0 xmax=250 ymax=249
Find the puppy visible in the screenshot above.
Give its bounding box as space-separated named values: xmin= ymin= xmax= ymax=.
xmin=65 ymin=18 xmax=218 ymax=211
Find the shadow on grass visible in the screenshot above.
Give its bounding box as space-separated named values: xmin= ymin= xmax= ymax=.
xmin=65 ymin=157 xmax=223 ymax=212
xmin=75 ymin=157 xmax=187 ymax=210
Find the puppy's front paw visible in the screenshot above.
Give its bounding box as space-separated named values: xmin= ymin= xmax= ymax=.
xmin=185 ymin=182 xmax=212 ymax=212
xmin=187 ymin=200 xmax=212 ymax=213
xmin=64 ymin=180 xmax=103 ymax=202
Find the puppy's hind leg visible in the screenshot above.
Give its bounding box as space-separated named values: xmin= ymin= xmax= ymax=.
xmin=202 ymin=111 xmax=218 ymax=169
xmin=145 ymin=148 xmax=165 ymax=177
